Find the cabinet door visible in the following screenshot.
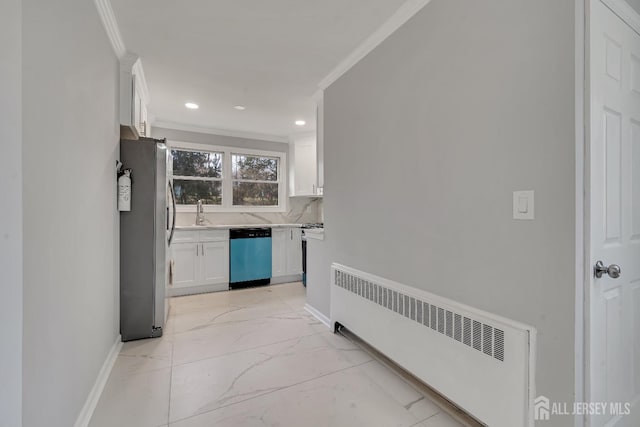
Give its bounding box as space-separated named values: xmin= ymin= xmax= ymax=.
xmin=271 ymin=229 xmax=287 ymax=277
xmin=285 ymin=228 xmax=303 ymax=275
xmin=140 ymin=102 xmax=148 ymax=137
xmin=294 ymin=139 xmax=317 ymax=195
xmin=171 ymin=242 xmax=199 ymax=288
xmin=132 ymin=78 xmax=143 ymax=136
xmin=200 ymin=241 xmax=229 ymax=285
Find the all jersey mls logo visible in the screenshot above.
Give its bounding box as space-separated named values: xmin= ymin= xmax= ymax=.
xmin=534 ymin=395 xmax=631 ymax=421
xmin=534 ymin=396 xmax=550 ymax=421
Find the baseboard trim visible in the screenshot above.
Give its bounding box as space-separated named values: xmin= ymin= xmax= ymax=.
xmin=304 ymin=303 xmax=331 ymax=329
xmin=74 ymin=335 xmax=122 ymax=427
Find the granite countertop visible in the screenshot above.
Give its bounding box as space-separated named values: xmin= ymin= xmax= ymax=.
xmin=175 ymin=224 xmax=303 ymax=231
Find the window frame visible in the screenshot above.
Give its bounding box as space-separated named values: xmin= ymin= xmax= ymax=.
xmin=168 ymin=141 xmax=287 ymax=213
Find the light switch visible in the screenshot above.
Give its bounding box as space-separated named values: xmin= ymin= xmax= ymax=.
xmin=518 ymin=196 xmax=529 ymax=214
xmin=513 ymin=190 xmax=534 ymax=220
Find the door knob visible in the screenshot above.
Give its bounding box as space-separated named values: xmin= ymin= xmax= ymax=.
xmin=594 ymin=261 xmax=622 ymax=279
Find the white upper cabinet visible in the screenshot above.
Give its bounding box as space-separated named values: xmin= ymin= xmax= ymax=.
xmin=120 ymin=53 xmax=150 ymax=139
xmin=289 ymin=133 xmax=319 ymax=197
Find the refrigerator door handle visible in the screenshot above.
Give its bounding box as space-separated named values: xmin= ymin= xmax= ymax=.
xmin=168 ymin=180 xmax=177 ymax=246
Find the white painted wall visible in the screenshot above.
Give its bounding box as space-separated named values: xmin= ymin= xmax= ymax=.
xmin=0 ymin=1 xmax=23 ymax=425
xmin=22 ymin=0 xmax=120 ymax=425
xmin=323 ymin=1 xmax=576 ymax=425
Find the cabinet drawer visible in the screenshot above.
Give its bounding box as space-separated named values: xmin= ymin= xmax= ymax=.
xmin=172 ymin=230 xmax=199 ymax=243
xmin=198 ymin=229 xmax=229 ymax=242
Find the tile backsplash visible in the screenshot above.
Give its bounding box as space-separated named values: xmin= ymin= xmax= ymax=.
xmin=175 ymin=197 xmax=322 ymax=226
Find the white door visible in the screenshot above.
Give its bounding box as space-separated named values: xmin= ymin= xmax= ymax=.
xmin=171 ymin=242 xmax=199 ymax=288
xmin=589 ymin=1 xmax=640 ymax=425
xmin=272 ymin=228 xmax=287 ymax=277
xmin=201 ymin=241 xmax=229 ymax=285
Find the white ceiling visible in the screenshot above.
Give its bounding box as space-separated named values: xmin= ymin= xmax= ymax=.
xmin=110 ymin=0 xmax=408 ymax=139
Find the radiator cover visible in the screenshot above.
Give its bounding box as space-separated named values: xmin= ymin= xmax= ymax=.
xmin=330 ymin=263 xmax=536 ymax=427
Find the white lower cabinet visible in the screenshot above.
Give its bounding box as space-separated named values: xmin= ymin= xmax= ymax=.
xmin=170 ymin=229 xmax=229 ymax=295
xmin=171 ymin=242 xmax=200 ymax=288
xmin=287 ymin=228 xmax=303 ymax=275
xmin=201 ymin=240 xmax=229 ymax=284
xmin=271 ymin=229 xmax=287 ymax=277
xmin=272 ymin=227 xmax=302 ymax=278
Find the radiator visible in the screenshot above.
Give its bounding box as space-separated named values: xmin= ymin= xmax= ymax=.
xmin=330 ymin=263 xmax=536 ymax=427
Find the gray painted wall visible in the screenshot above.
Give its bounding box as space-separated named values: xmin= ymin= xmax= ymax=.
xmin=22 ymin=0 xmax=121 ymax=425
xmin=323 ymin=0 xmax=576 ymax=424
xmin=0 ymin=0 xmax=23 ymax=425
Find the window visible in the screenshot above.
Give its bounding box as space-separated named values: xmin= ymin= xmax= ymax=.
xmin=232 ymin=154 xmax=279 ymax=206
xmin=171 ymin=149 xmax=223 ymax=205
xmin=169 ymin=142 xmax=286 ymax=212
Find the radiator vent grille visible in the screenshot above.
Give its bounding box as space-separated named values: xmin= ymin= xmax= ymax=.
xmin=334 ymin=269 xmax=505 ymax=362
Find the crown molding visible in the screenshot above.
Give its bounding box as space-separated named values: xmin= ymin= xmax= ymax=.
xmin=94 ymin=0 xmax=126 ymax=59
xmin=153 ymin=121 xmax=289 ymax=144
xmin=318 ymin=0 xmax=432 ymax=90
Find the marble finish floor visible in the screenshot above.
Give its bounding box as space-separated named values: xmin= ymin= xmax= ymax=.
xmin=89 ymin=282 xmax=466 ymax=427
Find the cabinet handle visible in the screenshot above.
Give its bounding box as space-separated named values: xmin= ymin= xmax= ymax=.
xmin=196 ymin=244 xmax=199 ymax=256
xmin=202 ymin=243 xmax=205 ymax=256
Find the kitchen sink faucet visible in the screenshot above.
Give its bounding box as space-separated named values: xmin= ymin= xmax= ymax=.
xmin=196 ymin=199 xmax=206 ymax=225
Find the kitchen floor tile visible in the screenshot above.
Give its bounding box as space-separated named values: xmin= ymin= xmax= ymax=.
xmin=170 ymin=311 xmax=322 ymax=365
xmin=169 ymin=330 xmax=371 ymax=422
xmin=418 ymin=412 xmax=466 ymax=427
xmin=170 ymin=297 xmax=295 ymax=334
xmin=111 ymin=337 xmax=174 ymax=377
xmin=91 ymin=281 xmax=470 ymax=427
xmin=170 ymin=361 xmax=429 ymax=427
xmin=89 ymin=367 xmax=171 ymax=427
xmin=358 ymin=360 xmax=441 ymax=421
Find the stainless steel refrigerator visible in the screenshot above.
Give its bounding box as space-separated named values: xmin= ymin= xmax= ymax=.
xmin=120 ymin=137 xmax=176 ymax=341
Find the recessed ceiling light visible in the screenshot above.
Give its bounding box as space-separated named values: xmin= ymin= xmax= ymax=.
xmin=295 ymin=120 xmax=306 ymax=126
xmin=185 ymin=102 xmax=199 ymax=110
xmin=234 ymin=105 xmax=246 ymax=111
